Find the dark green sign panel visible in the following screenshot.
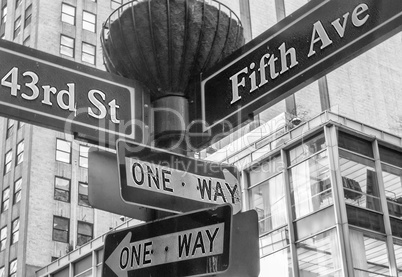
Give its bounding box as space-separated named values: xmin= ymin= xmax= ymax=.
xmin=200 ymin=0 xmax=402 ymax=135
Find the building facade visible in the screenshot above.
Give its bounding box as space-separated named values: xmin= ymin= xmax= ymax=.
xmin=0 ymin=0 xmax=402 ymax=277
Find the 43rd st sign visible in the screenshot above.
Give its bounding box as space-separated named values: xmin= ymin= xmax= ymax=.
xmin=117 ymin=140 xmax=241 ymax=214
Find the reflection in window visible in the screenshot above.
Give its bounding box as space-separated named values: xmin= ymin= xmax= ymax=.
xmin=16 ymin=140 xmax=24 ymax=165
xmin=53 ymin=216 xmax=69 ymax=243
xmin=9 ymin=259 xmax=17 ymax=277
xmin=14 ymin=178 xmax=22 ymax=204
xmin=260 ymin=226 xmax=289 ymax=258
xmin=4 ymin=150 xmax=12 ymax=174
xmin=249 ymin=173 xmax=286 ymax=234
xmin=54 ymin=177 xmax=70 ymax=202
xmin=79 ymin=145 xmax=89 ymax=168
xmin=0 ymin=226 xmax=6 ymax=251
xmin=78 ymin=182 xmax=90 ymax=207
xmin=6 ymin=119 xmax=14 ymax=139
xmin=297 ymin=229 xmax=342 ymax=276
xmin=339 ymin=150 xmax=381 ymax=212
xmin=259 ymin=247 xmax=292 ymax=277
xmin=77 ymin=221 xmax=93 ymax=246
xmin=11 ymin=218 xmax=19 ymax=244
xmin=82 ymin=42 xmax=95 ymax=65
xmin=61 ymin=3 xmax=75 ymax=25
xmin=13 ymin=16 xmax=20 ymax=39
xmin=350 ymin=230 xmax=390 ymax=276
xmin=60 ymin=35 xmax=74 ymax=58
xmin=289 ymin=150 xmax=332 ymax=219
xmin=1 ymin=188 xmax=9 ymax=212
xmin=382 ymin=164 xmax=402 ymax=219
xmin=287 ymin=133 xmax=326 ymax=165
xmin=83 ymin=11 xmax=96 ymax=32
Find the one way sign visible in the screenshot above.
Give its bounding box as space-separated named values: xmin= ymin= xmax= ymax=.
xmin=102 ymin=205 xmax=232 ymax=277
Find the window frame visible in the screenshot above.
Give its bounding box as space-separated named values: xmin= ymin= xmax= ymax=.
xmin=1 ymin=188 xmax=9 ymax=213
xmin=61 ymin=3 xmax=75 ymax=25
xmin=79 ymin=145 xmax=89 ymax=168
xmin=6 ymin=119 xmax=14 ymax=139
xmin=82 ymin=10 xmax=96 ymax=32
xmin=55 ymin=138 xmax=71 ymax=163
xmin=81 ymin=42 xmax=96 ymax=65
xmin=78 ymin=182 xmax=90 ymax=207
xmin=54 ymin=176 xmax=71 ymax=203
xmin=1 ymin=5 xmax=7 ymax=25
xmin=24 ymin=4 xmax=32 ymax=28
xmin=11 ymin=218 xmax=19 ymax=244
xmin=53 ymin=216 xmax=70 ymax=243
xmin=60 ymin=35 xmax=75 ymax=58
xmin=13 ymin=178 xmax=22 ymax=204
xmin=4 ymin=150 xmax=12 ymax=174
xmin=13 ymin=15 xmax=21 ymax=39
xmin=9 ymin=259 xmax=17 ymax=277
xmin=0 ymin=226 xmax=7 ymax=252
xmin=77 ymin=221 xmax=93 ymax=246
xmin=16 ymin=140 xmax=24 ymax=166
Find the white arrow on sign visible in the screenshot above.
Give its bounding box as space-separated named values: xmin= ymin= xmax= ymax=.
xmin=126 ymin=157 xmax=241 ymax=213
xmin=105 ymin=223 xmax=225 ymax=277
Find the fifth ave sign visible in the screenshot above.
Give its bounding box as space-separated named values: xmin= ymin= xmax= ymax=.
xmin=200 ymin=0 xmax=402 ymax=133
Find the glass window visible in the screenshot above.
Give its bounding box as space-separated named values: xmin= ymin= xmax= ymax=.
xmin=287 ymin=133 xmax=326 ymax=165
xmin=56 ymin=139 xmax=71 ymax=163
xmin=249 ymin=173 xmax=286 ymax=235
xmin=11 ymin=218 xmax=19 ymax=244
xmin=1 ymin=5 xmax=7 ymax=25
xmin=338 ymin=131 xmax=373 ymax=158
xmin=53 ymin=216 xmax=69 ymax=243
xmin=60 ymin=35 xmax=74 ymax=58
xmin=16 ymin=140 xmax=24 ymax=165
xmin=380 ymin=144 xmax=402 ymax=168
xmin=15 ymin=0 xmax=22 ymax=9
xmin=77 ymin=221 xmax=93 ymax=246
xmin=4 ymin=150 xmax=12 ymax=174
xmin=79 ymin=145 xmax=89 ymax=168
xmin=23 ymin=36 xmax=30 ymax=47
xmin=1 ymin=188 xmax=9 ymax=212
xmin=395 ymin=240 xmax=402 ymax=276
xmin=350 ymin=230 xmax=390 ymax=276
xmin=111 ymin=0 xmax=122 ymax=10
xmin=289 ymin=150 xmax=332 ymax=219
xmin=61 ymin=3 xmax=75 ymax=25
xmin=83 ymin=11 xmax=96 ymax=32
xmin=297 ymin=229 xmax=342 ymax=276
xmin=260 ymin=226 xmax=289 ymax=257
xmin=54 ymin=177 xmax=70 ymax=202
xmin=6 ymin=119 xmax=14 ymax=139
xmin=0 ymin=267 xmax=3 ymax=277
xmin=13 ymin=16 xmax=20 ymax=39
xmin=13 ymin=178 xmax=22 ymax=204
xmin=0 ymin=226 xmax=6 ymax=251
xmin=78 ymin=182 xmax=90 ymax=207
xmin=24 ymin=4 xmax=32 ymax=28
xmin=339 ymin=150 xmax=381 ymax=212
xmin=82 ymin=42 xmax=95 ymax=65
xmin=17 ymin=121 xmax=24 ymax=129
xmin=249 ymin=155 xmax=283 ymax=184
xmin=382 ymin=164 xmax=402 ymax=219
xmin=9 ymin=259 xmax=16 ymax=277
xmin=259 ymin=247 xmax=292 ymax=277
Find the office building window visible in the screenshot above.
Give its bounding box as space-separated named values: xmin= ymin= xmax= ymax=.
xmin=53 ymin=216 xmax=69 ymax=243
xmin=54 ymin=177 xmax=70 ymax=202
xmin=60 ymin=35 xmax=74 ymax=58
xmin=6 ymin=119 xmax=14 ymax=139
xmin=24 ymin=4 xmax=32 ymax=28
xmin=15 ymin=0 xmax=22 ymax=8
xmin=56 ymin=138 xmax=71 ymax=163
xmin=9 ymin=259 xmax=16 ymax=277
xmin=1 ymin=5 xmax=7 ymax=25
xmin=11 ymin=218 xmax=19 ymax=244
xmin=1 ymin=188 xmax=9 ymax=213
xmin=61 ymin=3 xmax=75 ymax=25
xmin=4 ymin=150 xmax=12 ymax=174
xmin=83 ymin=11 xmax=96 ymax=32
xmin=17 ymin=121 xmax=24 ymax=129
xmin=23 ymin=36 xmax=30 ymax=46
xmin=16 ymin=140 xmax=24 ymax=165
xmin=111 ymin=0 xmax=122 ymax=10
xmin=78 ymin=182 xmax=90 ymax=206
xmin=77 ymin=221 xmax=93 ymax=246
xmin=79 ymin=145 xmax=89 ymax=168
xmin=13 ymin=16 xmax=20 ymax=39
xmin=82 ymin=42 xmax=95 ymax=64
xmin=0 ymin=227 xmax=6 ymax=251
xmin=13 ymin=178 xmax=22 ymax=204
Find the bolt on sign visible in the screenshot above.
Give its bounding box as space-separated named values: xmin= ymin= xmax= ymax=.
xmin=102 ymin=204 xmax=232 ymax=277
xmin=117 ymin=139 xmax=241 ymax=214
xmin=0 ymin=39 xmax=148 ymax=146
xmin=199 ymin=0 xmax=402 ymax=137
